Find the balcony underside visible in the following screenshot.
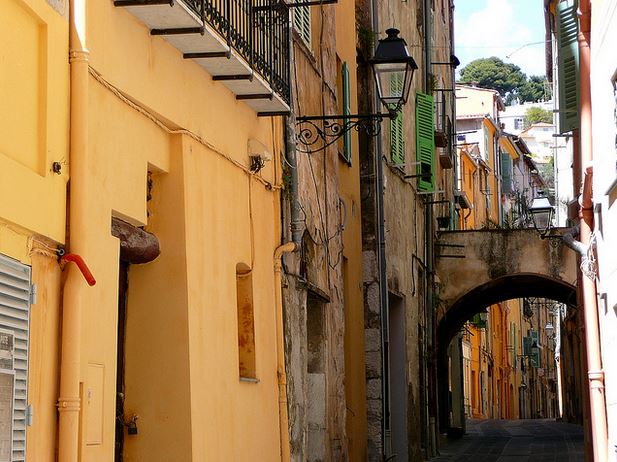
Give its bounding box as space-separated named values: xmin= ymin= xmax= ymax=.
xmin=116 ymin=0 xmax=290 ymax=115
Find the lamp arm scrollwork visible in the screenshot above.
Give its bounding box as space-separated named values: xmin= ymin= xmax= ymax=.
xmin=295 ymin=113 xmax=394 ymax=154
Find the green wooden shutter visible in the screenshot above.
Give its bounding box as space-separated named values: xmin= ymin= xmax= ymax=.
xmin=529 ymin=330 xmax=540 ymax=367
xmin=556 ymin=0 xmax=579 ymax=133
xmin=416 ymin=92 xmax=435 ymax=191
xmin=342 ymin=62 xmax=352 ymax=164
xmin=523 ymin=336 xmax=531 ymax=356
xmin=500 ymin=151 xmax=513 ymax=193
xmin=390 ymin=74 xmax=405 ymax=165
xmin=471 ymin=313 xmax=486 ymax=329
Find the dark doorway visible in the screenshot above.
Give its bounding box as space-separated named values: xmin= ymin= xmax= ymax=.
xmin=388 ymin=293 xmax=408 ymax=460
xmin=115 ymin=260 xmax=129 ymax=461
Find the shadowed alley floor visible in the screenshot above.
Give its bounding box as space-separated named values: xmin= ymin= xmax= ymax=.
xmin=432 ymin=419 xmax=585 ymax=461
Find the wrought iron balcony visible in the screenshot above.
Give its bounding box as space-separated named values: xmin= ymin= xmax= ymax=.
xmin=114 ymin=0 xmax=290 ymax=115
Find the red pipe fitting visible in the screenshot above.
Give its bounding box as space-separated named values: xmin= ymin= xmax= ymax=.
xmin=61 ymin=253 xmax=96 ymax=286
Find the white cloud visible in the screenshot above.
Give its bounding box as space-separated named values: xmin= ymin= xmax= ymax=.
xmin=455 ymin=0 xmax=547 ymax=76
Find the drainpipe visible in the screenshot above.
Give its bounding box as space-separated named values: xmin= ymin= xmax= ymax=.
xmin=285 ymin=18 xmax=303 ymax=248
xmin=275 ymin=20 xmax=301 ymax=460
xmin=369 ymin=1 xmax=392 ymax=458
xmin=58 ymin=1 xmax=89 ymax=460
xmin=562 ymin=225 xmax=587 ymax=256
xmin=274 ymin=242 xmax=296 ymax=462
xmin=423 ymin=0 xmax=437 ymax=455
xmin=578 ymin=1 xmax=608 ymax=459
xmin=581 ymin=169 xmax=608 ymax=462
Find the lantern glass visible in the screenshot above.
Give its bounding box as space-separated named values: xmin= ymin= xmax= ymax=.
xmin=545 ymin=322 xmax=554 ymax=338
xmin=529 ymin=196 xmax=554 ymax=236
xmin=370 ymin=29 xmax=417 ymax=109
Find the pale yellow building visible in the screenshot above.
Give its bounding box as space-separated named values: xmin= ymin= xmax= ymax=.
xmin=2 ymin=0 xmax=297 ymax=460
xmin=456 ymin=85 xmax=525 ymax=423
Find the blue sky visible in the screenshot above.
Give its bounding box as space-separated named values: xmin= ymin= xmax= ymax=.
xmin=453 ymin=0 xmax=547 ymax=77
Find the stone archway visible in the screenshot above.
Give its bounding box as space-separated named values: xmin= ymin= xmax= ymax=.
xmin=436 ymin=274 xmax=577 ymax=431
xmin=434 ymin=229 xmax=578 ymax=432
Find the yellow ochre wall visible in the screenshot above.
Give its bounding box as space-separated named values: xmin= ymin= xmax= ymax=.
xmin=335 ymin=1 xmax=368 ymax=459
xmin=64 ymin=0 xmax=288 ymax=460
xmin=1 ymin=1 xmax=69 ymax=460
xmin=0 ymin=0 xmax=69 ymax=246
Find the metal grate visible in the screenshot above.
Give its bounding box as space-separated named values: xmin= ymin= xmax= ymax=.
xmin=185 ymin=0 xmax=290 ymax=104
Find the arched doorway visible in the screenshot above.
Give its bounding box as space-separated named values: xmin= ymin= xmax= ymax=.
xmin=437 ymin=273 xmax=577 ymax=432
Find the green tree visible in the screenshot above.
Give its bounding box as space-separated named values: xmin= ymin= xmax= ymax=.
xmin=459 ymin=57 xmax=527 ymax=98
xmin=524 ymin=107 xmax=553 ymax=128
xmin=518 ymin=75 xmax=552 ymax=103
xmin=459 ymin=59 xmax=552 ymax=104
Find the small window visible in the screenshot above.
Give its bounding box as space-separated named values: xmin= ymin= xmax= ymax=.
xmin=293 ymin=3 xmax=311 ymax=47
xmin=514 ymin=118 xmax=524 ymax=130
xmin=0 ymin=254 xmax=31 ymax=462
xmin=236 ymin=263 xmax=256 ymax=379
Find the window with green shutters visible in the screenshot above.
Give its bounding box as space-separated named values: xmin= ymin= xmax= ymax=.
xmin=390 ymin=74 xmax=405 ymax=165
xmin=341 ymin=62 xmax=352 ymax=164
xmin=556 ymin=0 xmax=579 ymax=134
xmin=416 ymin=92 xmax=435 ymax=191
xmin=523 ymin=330 xmax=540 ymax=368
xmin=470 ymin=313 xmax=486 ymax=329
xmin=500 ymin=150 xmax=513 ymax=193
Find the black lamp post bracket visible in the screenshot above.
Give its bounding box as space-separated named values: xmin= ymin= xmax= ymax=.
xmin=295 ymin=112 xmax=394 ymax=154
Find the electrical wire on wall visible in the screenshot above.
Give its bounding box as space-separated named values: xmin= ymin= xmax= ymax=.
xmin=292 ymin=0 xmax=346 ymax=288
xmin=88 ymin=66 xmax=279 ymax=191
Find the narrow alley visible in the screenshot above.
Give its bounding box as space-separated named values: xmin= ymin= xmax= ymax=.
xmin=434 ymin=419 xmax=585 ymax=462
xmin=1 ymin=0 xmax=616 ymax=461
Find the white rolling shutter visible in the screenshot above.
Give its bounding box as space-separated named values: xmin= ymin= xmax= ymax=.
xmin=0 ymin=254 xmax=31 ymax=462
xmin=293 ymin=3 xmax=311 ymax=47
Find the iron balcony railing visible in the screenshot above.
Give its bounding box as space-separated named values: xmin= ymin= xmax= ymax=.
xmin=185 ymin=0 xmax=290 ymax=104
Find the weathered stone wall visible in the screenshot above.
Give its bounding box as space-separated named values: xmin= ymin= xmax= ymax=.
xmin=282 ymin=6 xmax=348 ymax=461
xmin=358 ymin=0 xmax=456 ymax=459
xmin=435 ymin=229 xmax=577 ymax=319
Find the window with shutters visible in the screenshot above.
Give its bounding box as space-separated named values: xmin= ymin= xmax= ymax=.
xmin=556 ymin=0 xmax=579 ymax=134
xmin=236 ymin=263 xmax=256 ymax=380
xmin=0 ymin=254 xmax=31 ymax=462
xmin=514 ymin=118 xmax=524 ymax=130
xmin=500 ymin=151 xmax=514 ymax=193
xmin=416 ymin=92 xmax=435 ymax=191
xmin=293 ymin=3 xmax=311 ymax=48
xmin=390 ymin=74 xmax=405 ymax=166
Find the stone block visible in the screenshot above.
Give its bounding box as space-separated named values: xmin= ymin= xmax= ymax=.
xmin=364 ymin=328 xmax=381 ymax=352
xmin=365 ymin=283 xmax=380 ymax=315
xmin=363 ymin=251 xmax=377 ymax=282
xmin=365 ymin=351 xmax=382 ymax=379
xmin=366 ymin=378 xmax=382 ymax=399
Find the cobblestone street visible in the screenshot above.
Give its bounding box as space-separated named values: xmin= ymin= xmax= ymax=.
xmin=433 ymin=419 xmax=585 ymax=461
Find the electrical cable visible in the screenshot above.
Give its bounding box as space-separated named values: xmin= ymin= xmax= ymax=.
xmin=88 ymin=66 xmax=279 ymax=191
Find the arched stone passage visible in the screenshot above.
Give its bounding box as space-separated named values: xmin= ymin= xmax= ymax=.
xmin=436 ymin=273 xmax=577 ymax=432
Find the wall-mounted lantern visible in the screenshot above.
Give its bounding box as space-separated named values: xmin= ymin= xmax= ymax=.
xmin=529 ymin=195 xmax=554 ymax=238
xmin=296 ymin=28 xmax=417 ymax=154
xmin=370 ymin=28 xmax=418 ymax=110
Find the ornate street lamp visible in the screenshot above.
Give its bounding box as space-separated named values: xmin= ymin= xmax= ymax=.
xmin=370 ymin=28 xmax=418 ymax=111
xmin=296 ymin=28 xmax=417 ymax=153
xmin=529 ymin=195 xmax=554 ymax=238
